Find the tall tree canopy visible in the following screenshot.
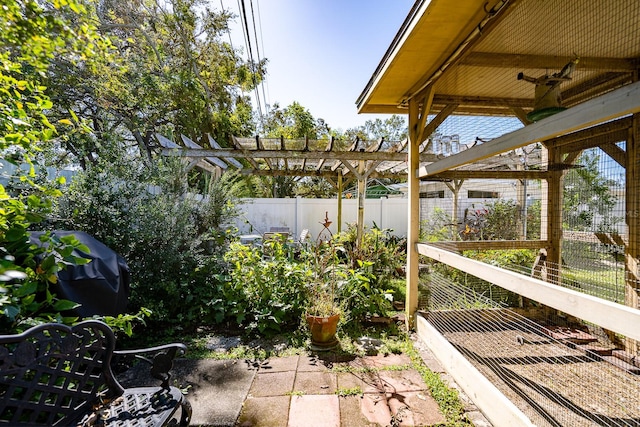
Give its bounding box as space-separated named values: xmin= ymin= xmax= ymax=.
xmin=45 ymin=0 xmax=265 ymax=169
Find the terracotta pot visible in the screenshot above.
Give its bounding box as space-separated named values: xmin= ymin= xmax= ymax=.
xmin=305 ymin=313 xmax=340 ymax=350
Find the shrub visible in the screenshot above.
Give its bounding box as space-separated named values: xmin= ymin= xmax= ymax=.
xmin=56 ymin=159 xmax=240 ymax=331
xmin=333 ymin=225 xmax=406 ymax=285
xmin=223 ymin=241 xmax=310 ymax=336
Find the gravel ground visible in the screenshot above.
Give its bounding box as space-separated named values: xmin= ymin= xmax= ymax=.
xmin=439 ymin=323 xmax=640 ymax=427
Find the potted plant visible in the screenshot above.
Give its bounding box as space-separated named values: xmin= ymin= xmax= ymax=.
xmin=304 ymin=242 xmax=342 ymax=350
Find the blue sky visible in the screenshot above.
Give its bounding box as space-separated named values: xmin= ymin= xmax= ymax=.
xmin=219 ymin=0 xmax=415 ymax=132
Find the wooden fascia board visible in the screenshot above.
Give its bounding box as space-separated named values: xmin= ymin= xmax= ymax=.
xmin=419 ymin=81 xmax=640 ymax=177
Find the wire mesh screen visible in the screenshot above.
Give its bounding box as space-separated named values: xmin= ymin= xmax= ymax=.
xmin=412 ymin=0 xmax=640 ymax=424
xmin=422 ymin=271 xmax=640 ymax=427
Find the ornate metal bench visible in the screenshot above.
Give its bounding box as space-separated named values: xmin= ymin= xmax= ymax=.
xmin=0 ymin=320 xmax=191 ymax=426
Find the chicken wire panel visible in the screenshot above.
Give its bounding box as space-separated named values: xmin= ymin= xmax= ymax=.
xmin=419 ymin=178 xmax=544 ymax=241
xmin=422 ymin=271 xmax=640 ymax=427
xmin=562 ymin=144 xmax=628 ymax=303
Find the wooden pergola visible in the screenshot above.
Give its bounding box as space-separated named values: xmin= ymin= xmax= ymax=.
xmin=157 ymin=132 xmax=436 ymax=243
xmin=357 ymin=0 xmax=640 ymax=351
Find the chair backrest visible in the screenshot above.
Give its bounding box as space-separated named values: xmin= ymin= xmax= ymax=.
xmin=263 ymin=232 xmax=289 ymax=242
xmin=269 ymin=226 xmax=290 ymax=233
xmin=0 ymin=321 xmax=123 ymax=426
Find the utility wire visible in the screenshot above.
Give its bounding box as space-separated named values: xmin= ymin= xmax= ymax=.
xmin=251 ymin=0 xmax=270 ymax=113
xmin=238 ymin=0 xmax=263 ymax=122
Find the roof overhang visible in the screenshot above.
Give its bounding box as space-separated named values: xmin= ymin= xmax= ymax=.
xmin=357 ymin=0 xmax=508 ymax=114
xmin=357 ymin=0 xmax=640 ymax=118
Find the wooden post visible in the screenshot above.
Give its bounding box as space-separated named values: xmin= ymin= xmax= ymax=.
xmin=625 ymin=113 xmax=640 ymax=354
xmin=337 ymin=170 xmax=343 ymax=234
xmin=545 ymin=145 xmax=563 ymax=284
xmin=357 ymin=156 xmax=366 ymax=247
xmin=406 ymin=87 xmax=435 ymax=328
xmin=516 ymin=163 xmax=526 ymax=239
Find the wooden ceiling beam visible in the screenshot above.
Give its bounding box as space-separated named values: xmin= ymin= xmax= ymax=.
xmin=461 ymin=52 xmax=638 ymax=72
xmin=433 ymin=95 xmax=530 ymax=108
xmin=547 ymin=117 xmax=631 ymax=150
xmin=600 ymin=143 xmax=626 ymax=168
xmin=511 ymin=107 xmax=532 ymax=125
xmin=563 ymin=72 xmax=633 ymax=104
xmin=557 ymin=129 xmax=628 ymax=155
xmin=421 ymin=103 xmax=458 ymax=145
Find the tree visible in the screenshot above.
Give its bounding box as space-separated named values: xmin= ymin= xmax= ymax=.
xmin=260 ymin=101 xmax=328 ymax=140
xmin=563 ymin=150 xmax=620 ymax=232
xmin=342 ymin=114 xmax=408 ymax=148
xmin=0 ymin=0 xmax=122 ymax=331
xmin=45 ymin=0 xmax=265 ymax=169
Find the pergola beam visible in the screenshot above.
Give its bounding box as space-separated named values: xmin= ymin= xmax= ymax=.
xmin=162 ymin=147 xmax=440 ymax=163
xmin=424 ymin=170 xmax=550 ymax=180
xmin=238 ymin=168 xmax=406 ymax=181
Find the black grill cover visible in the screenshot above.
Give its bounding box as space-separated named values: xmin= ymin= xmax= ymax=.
xmin=30 ymin=231 xmax=130 ymax=317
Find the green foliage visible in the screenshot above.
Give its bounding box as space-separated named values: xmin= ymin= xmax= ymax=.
xmin=223 ymin=241 xmax=310 ymax=336
xmin=340 ymin=115 xmax=407 ymax=143
xmin=56 ymin=157 xmax=239 ymax=330
xmin=0 ymin=228 xmax=88 ymax=332
xmin=420 ymin=207 xmax=456 ymax=242
xmin=0 ymin=0 xmax=134 ymax=333
xmin=260 ymin=101 xmax=327 ymax=140
xmin=336 ymin=260 xmax=391 ymax=322
xmin=481 ymin=199 xmax=520 ymax=240
xmin=526 ymin=199 xmax=541 ymax=239
xmin=333 ymin=224 xmax=406 ymax=286
xmin=563 ymin=150 xmax=621 ymax=232
xmin=45 ymin=0 xmax=263 ymax=168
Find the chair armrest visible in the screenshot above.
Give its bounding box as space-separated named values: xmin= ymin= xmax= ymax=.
xmin=114 ymin=343 xmax=186 ymax=389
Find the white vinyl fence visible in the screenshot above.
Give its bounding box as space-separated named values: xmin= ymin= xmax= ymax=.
xmin=232 ymin=197 xmax=408 ymax=241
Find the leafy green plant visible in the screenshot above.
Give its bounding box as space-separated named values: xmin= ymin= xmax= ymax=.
xmin=333 ymin=225 xmax=406 ymax=286
xmin=0 ymin=0 xmax=123 ymax=333
xmin=335 ymin=386 xmax=363 ymax=397
xmin=56 ymin=158 xmax=239 ymax=331
xmin=303 ymin=241 xmax=342 ymax=317
xmin=223 ymin=240 xmax=310 ymax=336
xmin=336 ymin=260 xmax=391 ymax=322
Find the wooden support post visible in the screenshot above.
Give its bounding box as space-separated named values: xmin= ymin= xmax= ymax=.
xmin=337 ymin=170 xmax=343 ymax=234
xmin=356 ymin=155 xmax=366 ymax=248
xmin=626 ymin=113 xmax=640 ymax=355
xmin=545 ymin=145 xmax=563 ymax=284
xmin=516 ymin=163 xmax=526 ymax=239
xmin=406 ymin=87 xmax=435 ymax=329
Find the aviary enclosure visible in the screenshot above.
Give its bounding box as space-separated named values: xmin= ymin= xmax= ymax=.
xmin=398 ymin=0 xmax=640 ymax=424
